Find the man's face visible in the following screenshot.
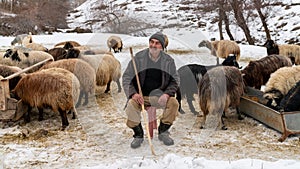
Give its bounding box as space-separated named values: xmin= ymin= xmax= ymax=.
xmin=149 ymin=39 xmax=162 ymax=56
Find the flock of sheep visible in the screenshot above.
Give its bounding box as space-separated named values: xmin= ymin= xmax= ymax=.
xmin=0 ymin=34 xmax=123 ymax=129
xmin=1 ymin=32 xmax=300 ymax=132
xmin=182 ymin=39 xmax=300 ymax=129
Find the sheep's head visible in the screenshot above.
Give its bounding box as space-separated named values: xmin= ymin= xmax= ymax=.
xmin=66 ymin=48 xmax=80 ymax=59
xmin=198 ymin=40 xmax=210 ymax=49
xmin=264 ymin=39 xmax=276 ymax=48
xmin=63 ymin=42 xmax=74 ymax=50
xmin=264 ymin=39 xmax=279 ymax=55
xmin=4 ymin=49 xmax=13 ymax=58
xmin=4 ymin=49 xmax=21 ymax=61
xmin=263 ymin=89 xmax=283 ymax=109
xmin=222 ymin=54 xmax=241 ymax=69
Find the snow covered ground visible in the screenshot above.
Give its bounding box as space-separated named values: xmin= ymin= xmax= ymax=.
xmin=1 ymin=31 xmax=300 ymax=168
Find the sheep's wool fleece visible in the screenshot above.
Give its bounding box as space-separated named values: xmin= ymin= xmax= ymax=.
xmin=14 ymin=68 xmax=80 ymax=112
xmin=264 ymin=65 xmax=300 ymax=95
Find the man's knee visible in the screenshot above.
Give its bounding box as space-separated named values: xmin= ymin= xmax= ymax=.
xmin=168 ymin=97 xmax=179 ymax=109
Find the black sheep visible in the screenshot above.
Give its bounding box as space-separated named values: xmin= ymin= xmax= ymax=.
xmin=278 ymin=80 xmax=300 ymax=112
xmin=176 ymin=54 xmax=240 ymax=115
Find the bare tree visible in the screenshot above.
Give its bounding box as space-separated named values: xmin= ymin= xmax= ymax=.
xmin=229 ymin=0 xmax=255 ymax=44
xmin=218 ymin=0 xmax=235 ymax=40
xmin=252 ymin=0 xmax=271 ymax=40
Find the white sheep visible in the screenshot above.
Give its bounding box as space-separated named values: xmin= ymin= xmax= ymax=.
xmin=10 ymin=32 xmax=32 ymax=46
xmin=40 ymin=58 xmax=96 ymax=107
xmin=12 ymin=67 xmax=80 ymax=129
xmin=24 ymin=42 xmax=48 ymax=52
xmin=163 ymin=34 xmax=169 ymax=51
xmin=3 ymin=49 xmax=54 ymax=73
xmin=79 ymin=52 xmax=122 ymax=93
xmin=263 ymin=65 xmax=300 ymax=108
xmin=107 ymin=35 xmax=123 ymax=53
xmin=0 ymin=64 xmax=23 ymax=90
xmin=278 ymin=44 xmax=300 ymax=65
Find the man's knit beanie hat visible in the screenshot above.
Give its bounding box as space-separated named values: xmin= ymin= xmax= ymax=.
xmin=149 ymin=32 xmax=165 ymax=49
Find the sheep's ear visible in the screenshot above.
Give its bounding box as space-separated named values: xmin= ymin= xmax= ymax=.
xmin=23 ymin=52 xmax=29 ymax=57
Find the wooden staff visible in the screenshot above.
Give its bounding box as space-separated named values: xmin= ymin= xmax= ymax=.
xmin=129 ymin=47 xmax=156 ymax=155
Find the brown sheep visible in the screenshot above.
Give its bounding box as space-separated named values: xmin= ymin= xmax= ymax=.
xmin=12 ymin=67 xmax=80 ymax=129
xmin=54 ymin=41 xmax=81 ymax=48
xmin=40 ymin=58 xmax=96 ymax=107
xmin=198 ymin=40 xmax=241 ymax=64
xmin=47 ymin=47 xmax=80 ymax=61
xmin=241 ymin=54 xmax=292 ymax=90
xmin=198 ymin=66 xmax=244 ymax=130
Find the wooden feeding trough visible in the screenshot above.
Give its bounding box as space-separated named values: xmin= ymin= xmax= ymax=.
xmin=0 ymin=58 xmax=53 ymax=122
xmin=239 ymin=86 xmax=300 ymax=142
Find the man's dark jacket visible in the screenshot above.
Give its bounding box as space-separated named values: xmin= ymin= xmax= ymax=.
xmin=122 ymin=48 xmax=179 ymax=99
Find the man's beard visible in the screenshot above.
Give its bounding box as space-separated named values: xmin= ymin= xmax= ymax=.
xmin=149 ymin=47 xmax=161 ymax=57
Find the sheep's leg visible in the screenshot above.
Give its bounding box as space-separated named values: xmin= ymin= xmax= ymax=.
xmin=236 ymin=107 xmax=244 ymax=120
xmin=76 ymin=90 xmax=84 ymax=108
xmin=71 ymin=106 xmax=77 ymax=119
xmin=187 ymin=96 xmax=198 ymax=115
xmin=216 ymin=57 xmax=220 ymax=65
xmin=104 ymin=81 xmax=111 ymax=93
xmin=176 ymin=88 xmax=185 ymax=114
xmin=24 ymin=104 xmax=31 ymax=123
xmin=38 ymin=107 xmax=44 ymax=121
xmin=221 ymin=115 xmax=227 ymax=130
xmin=59 ymin=109 xmax=69 ymax=130
xmin=200 ymin=114 xmax=206 ymax=129
xmin=222 ymin=111 xmax=226 ymax=118
xmin=82 ymin=92 xmax=89 ymax=106
xmin=116 ymin=79 xmax=122 ymax=93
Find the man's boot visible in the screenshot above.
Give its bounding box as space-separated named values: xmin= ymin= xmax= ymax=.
xmin=130 ymin=123 xmax=144 ymax=148
xmin=158 ymin=121 xmax=174 ymax=145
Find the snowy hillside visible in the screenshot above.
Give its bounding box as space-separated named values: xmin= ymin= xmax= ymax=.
xmin=67 ymin=0 xmax=300 ymax=44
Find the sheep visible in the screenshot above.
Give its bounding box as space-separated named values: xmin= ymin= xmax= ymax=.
xmin=264 ymin=39 xmax=300 ymax=65
xmin=24 ymin=42 xmax=48 ymax=52
xmin=79 ymin=52 xmax=122 ymax=93
xmin=12 ymin=67 xmax=80 ymax=129
xmin=241 ymin=54 xmax=292 ymax=90
xmin=82 ymin=49 xmax=111 ymax=55
xmin=54 ymin=41 xmax=81 ymax=48
xmin=263 ymin=65 xmax=300 ymax=109
xmin=47 ymin=47 xmax=80 ymax=61
xmin=278 ymin=80 xmax=300 ymax=112
xmin=40 ymin=58 xmax=96 ymax=107
xmin=177 ymin=54 xmax=240 ymax=115
xmin=163 ymin=34 xmax=169 ymax=51
xmin=198 ymin=66 xmax=244 ymax=130
xmin=3 ymin=48 xmax=54 ymax=73
xmin=10 ymin=32 xmax=32 ymax=46
xmin=198 ymin=40 xmax=241 ymax=64
xmin=107 ymin=35 xmax=123 ymax=53
xmin=47 ymin=47 xmax=67 ymax=61
xmin=0 ymin=64 xmax=24 ymax=90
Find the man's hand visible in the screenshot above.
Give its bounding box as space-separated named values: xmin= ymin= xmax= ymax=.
xmin=132 ymin=93 xmax=144 ymax=105
xmin=158 ymin=94 xmax=169 ymax=106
